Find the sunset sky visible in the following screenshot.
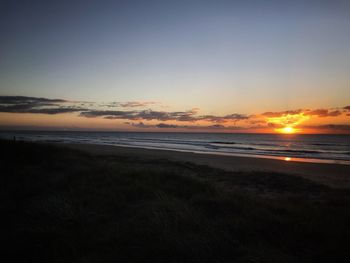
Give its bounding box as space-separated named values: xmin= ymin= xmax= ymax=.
xmin=1 ymin=0 xmax=350 ymax=133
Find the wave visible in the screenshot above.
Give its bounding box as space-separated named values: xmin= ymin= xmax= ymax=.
xmin=278 ymin=149 xmax=321 ymax=154
xmin=310 ymin=142 xmax=347 ymax=147
xmin=210 ymin=141 xmax=281 ymax=147
xmin=206 ymin=145 xmax=255 ymax=151
xmin=1 ymin=131 xmax=349 ymax=162
xmin=210 ymin=141 xmax=236 ymax=145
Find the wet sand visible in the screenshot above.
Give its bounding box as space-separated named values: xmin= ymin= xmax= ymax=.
xmin=65 ymin=143 xmax=350 ymax=189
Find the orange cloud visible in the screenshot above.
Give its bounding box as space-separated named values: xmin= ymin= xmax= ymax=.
xmin=264 ymin=113 xmax=310 ymax=133
xmin=1 ymin=96 xmax=349 ymax=134
xmin=306 ymin=109 xmax=342 ymax=117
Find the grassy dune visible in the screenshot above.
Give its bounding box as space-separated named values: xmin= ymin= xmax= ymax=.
xmin=1 ymin=140 xmax=350 ymax=262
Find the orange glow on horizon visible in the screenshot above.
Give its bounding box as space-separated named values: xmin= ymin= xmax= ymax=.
xmin=0 ymin=108 xmax=349 ymax=134
xmin=267 ymin=113 xmax=310 ymax=134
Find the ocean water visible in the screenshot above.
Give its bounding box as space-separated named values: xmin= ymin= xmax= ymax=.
xmin=1 ymin=131 xmax=350 ymax=164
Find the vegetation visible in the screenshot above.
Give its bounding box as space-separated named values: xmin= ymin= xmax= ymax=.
xmin=1 ymin=140 xmax=350 ymax=263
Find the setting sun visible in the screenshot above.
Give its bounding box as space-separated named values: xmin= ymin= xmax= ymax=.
xmin=282 ymin=126 xmax=295 ymax=134
xmin=266 ymin=113 xmax=310 ymax=134
xmin=276 ymin=126 xmax=297 ymax=134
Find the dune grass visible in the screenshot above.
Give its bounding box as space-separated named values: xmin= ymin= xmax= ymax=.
xmin=1 ymin=140 xmax=350 ymax=262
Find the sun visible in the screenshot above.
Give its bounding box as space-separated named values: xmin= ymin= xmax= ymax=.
xmin=282 ymin=126 xmax=295 ymax=134
xmin=267 ymin=113 xmax=309 ymax=134
xmin=276 ymin=126 xmax=296 ymax=134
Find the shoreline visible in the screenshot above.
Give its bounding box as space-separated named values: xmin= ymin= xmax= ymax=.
xmin=84 ymin=143 xmax=350 ymax=165
xmin=2 ymin=131 xmax=350 ymax=165
xmin=63 ymin=142 xmax=350 ymax=189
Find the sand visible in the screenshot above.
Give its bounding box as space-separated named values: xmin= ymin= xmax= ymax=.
xmin=65 ymin=143 xmax=350 ymax=189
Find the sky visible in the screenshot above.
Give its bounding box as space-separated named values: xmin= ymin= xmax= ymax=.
xmin=0 ymin=0 xmax=350 ymax=133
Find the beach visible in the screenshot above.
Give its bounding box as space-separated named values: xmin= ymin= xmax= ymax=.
xmin=3 ymin=1 xmax=350 ymax=262
xmin=66 ymin=143 xmax=350 ymax=189
xmin=2 ymin=140 xmax=350 ymax=262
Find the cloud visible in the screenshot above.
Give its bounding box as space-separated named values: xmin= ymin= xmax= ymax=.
xmin=262 ymin=108 xmax=345 ymax=118
xmin=25 ymin=107 xmax=85 ymax=114
xmin=301 ymin=124 xmax=350 ymax=132
xmin=120 ymin=101 xmax=157 ymax=108
xmin=136 ymin=109 xmax=176 ymax=121
xmin=80 ymin=108 xmax=249 ymax=123
xmin=344 ymin=106 xmax=350 ymax=116
xmin=80 ymin=110 xmax=136 ymax=119
xmin=127 ymin=122 xmax=243 ymax=130
xmin=1 ymin=95 xmax=349 ymax=132
xmin=129 ymin=122 xmax=151 ymax=128
xmin=200 ymin=113 xmax=249 ymax=123
xmin=262 ymin=110 xmax=303 ymax=117
xmin=306 ymin=109 xmax=342 ymax=117
xmin=138 ymin=108 xmax=201 ymax=122
xmin=100 ymin=102 xmax=120 ymax=108
xmin=80 ymin=109 xmax=177 ymax=121
xmin=249 ymin=119 xmax=266 ymax=125
xmin=128 ymin=122 xmax=179 ymax=129
xmin=321 ymin=124 xmax=350 ymax=131
xmin=0 ymin=96 xmax=86 ymax=114
xmin=156 ymin=123 xmax=179 ymax=128
xmin=100 ymin=101 xmax=158 ymax=108
xmin=80 ymin=108 xmax=201 ymax=122
xmin=0 ymin=96 xmax=66 ymax=104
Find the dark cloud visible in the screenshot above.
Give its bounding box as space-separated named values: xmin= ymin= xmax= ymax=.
xmin=302 ymin=124 xmax=350 ymax=132
xmin=100 ymin=101 xmax=158 ymax=108
xmin=129 ymin=122 xmax=151 ymax=128
xmin=80 ymin=110 xmax=136 ymax=119
xmin=249 ymin=119 xmax=266 ymax=125
xmin=306 ymin=109 xmax=342 ymax=117
xmin=137 ymin=110 xmax=174 ymax=121
xmin=80 ymin=108 xmax=249 ymax=123
xmin=0 ymin=103 xmax=33 ymax=112
xmin=262 ymin=108 xmax=346 ymax=118
xmin=0 ymin=96 xmax=66 ymax=104
xmin=120 ymin=101 xmax=157 ymax=108
xmin=0 ymin=96 xmax=86 ymax=114
xmin=320 ymin=124 xmax=350 ymax=130
xmin=127 ymin=122 xmax=243 ymax=130
xmin=156 ymin=123 xmax=181 ymax=128
xmin=1 ymin=96 xmax=348 ymax=131
xmin=262 ymin=110 xmax=303 ymax=117
xmin=200 ymin=113 xmax=249 ymax=123
xmin=100 ymin=102 xmax=120 ymax=108
xmin=344 ymin=106 xmax=350 ymax=115
xmin=81 ymin=109 xmax=195 ymax=121
xmin=138 ymin=109 xmax=200 ymax=122
xmin=128 ymin=122 xmax=178 ymax=129
xmin=27 ymin=107 xmax=84 ymax=114
xmin=80 ymin=109 xmax=199 ymax=122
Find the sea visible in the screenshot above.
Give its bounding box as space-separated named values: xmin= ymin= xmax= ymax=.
xmin=1 ymin=131 xmax=350 ymax=165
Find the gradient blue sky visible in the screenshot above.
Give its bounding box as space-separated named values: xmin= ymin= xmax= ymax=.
xmin=0 ymin=0 xmax=350 ymax=132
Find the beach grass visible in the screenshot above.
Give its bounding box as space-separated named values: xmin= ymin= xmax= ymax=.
xmin=1 ymin=140 xmax=350 ymax=262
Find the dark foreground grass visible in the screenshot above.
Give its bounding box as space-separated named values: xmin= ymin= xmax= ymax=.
xmin=1 ymin=140 xmax=350 ymax=263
